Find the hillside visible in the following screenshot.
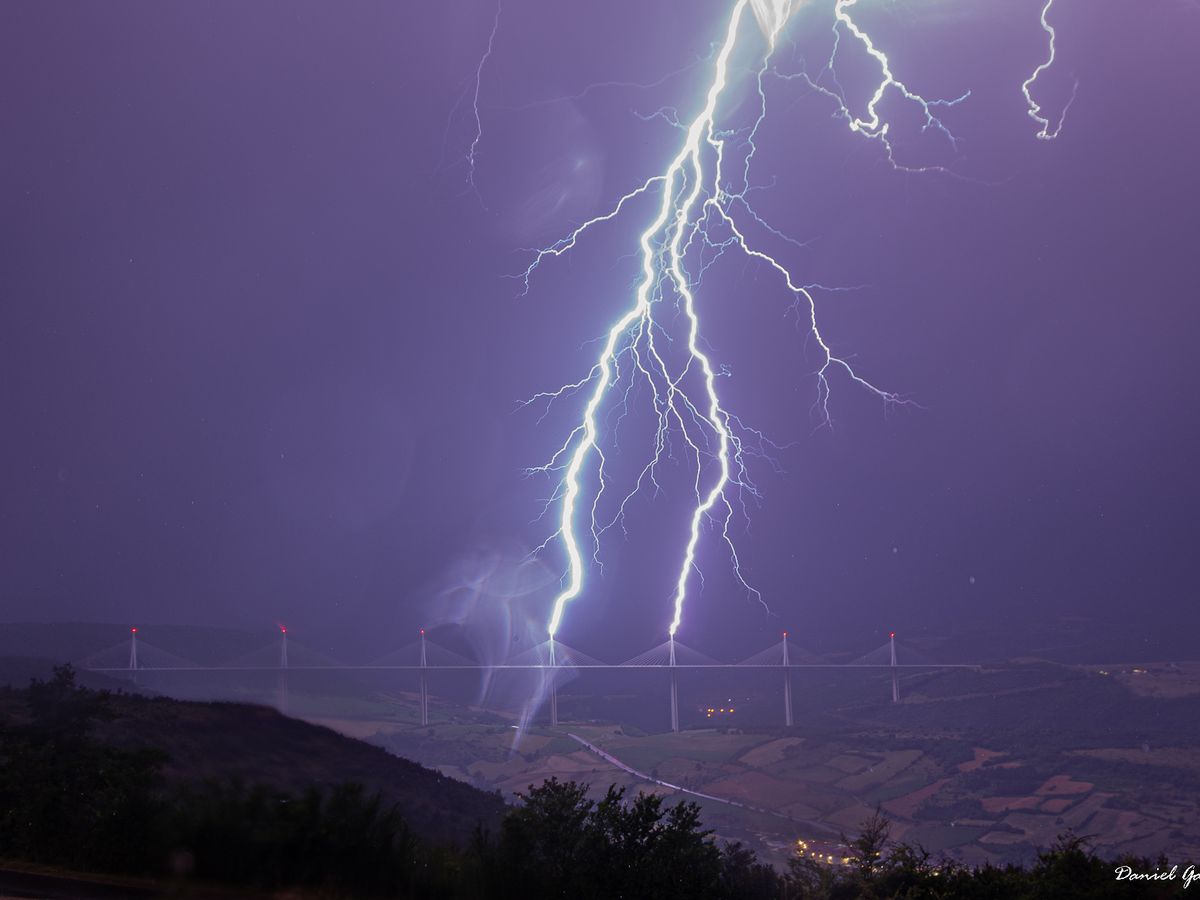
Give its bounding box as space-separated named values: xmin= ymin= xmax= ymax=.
xmin=0 ymin=655 xmax=133 ymax=692
xmin=0 ymin=676 xmax=505 ymax=846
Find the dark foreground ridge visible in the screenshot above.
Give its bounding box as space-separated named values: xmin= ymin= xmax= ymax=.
xmin=0 ymin=663 xmax=505 ymax=845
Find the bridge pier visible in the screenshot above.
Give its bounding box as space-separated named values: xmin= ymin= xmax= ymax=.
xmin=890 ymin=631 xmax=899 ymax=703
xmin=548 ymin=638 xmax=559 ymax=727
xmin=669 ymin=636 xmax=679 ymax=733
xmin=279 ymin=625 xmax=289 ymax=715
xmin=128 ymin=627 xmax=138 ymax=686
xmin=782 ymin=633 xmax=793 ymax=727
xmin=419 ymin=629 xmax=429 ymax=727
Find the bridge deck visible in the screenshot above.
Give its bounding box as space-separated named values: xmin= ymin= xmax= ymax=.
xmin=86 ymin=662 xmax=982 ymax=672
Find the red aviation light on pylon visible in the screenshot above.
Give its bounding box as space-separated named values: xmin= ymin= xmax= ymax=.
xmin=131 ymin=627 xmax=137 ymax=634
xmin=279 ymin=624 xmax=287 ymax=634
xmin=889 ymin=631 xmax=896 ymax=639
xmin=420 ymin=629 xmax=425 ymax=636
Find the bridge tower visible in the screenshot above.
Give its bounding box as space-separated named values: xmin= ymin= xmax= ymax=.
xmin=669 ymin=635 xmax=679 ymax=733
xmin=419 ymin=629 xmax=429 ymax=727
xmin=548 ymin=637 xmax=559 ymax=726
xmin=890 ymin=631 xmax=899 ymax=703
xmin=279 ymin=625 xmax=289 ymax=715
xmin=128 ymin=627 xmax=139 ymax=684
xmin=782 ymin=632 xmax=793 ymax=727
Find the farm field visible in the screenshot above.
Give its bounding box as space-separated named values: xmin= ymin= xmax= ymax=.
xmin=307 ymin=660 xmax=1200 ymax=869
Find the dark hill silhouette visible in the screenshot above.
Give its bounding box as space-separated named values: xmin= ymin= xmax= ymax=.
xmin=0 ymin=655 xmax=132 ymax=691
xmin=0 ymin=680 xmax=505 ymax=846
xmin=104 ymin=694 xmax=504 ymax=844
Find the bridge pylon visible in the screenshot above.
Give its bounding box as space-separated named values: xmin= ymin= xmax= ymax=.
xmin=128 ymin=628 xmax=139 ymax=684
xmin=279 ymin=625 xmax=289 ymax=715
xmin=419 ymin=629 xmax=429 ymax=726
xmin=890 ymin=631 xmax=899 ymax=703
xmin=669 ymin=635 xmax=679 ymax=733
xmin=782 ymin=632 xmax=793 ymax=727
xmin=548 ymin=637 xmax=559 ymax=726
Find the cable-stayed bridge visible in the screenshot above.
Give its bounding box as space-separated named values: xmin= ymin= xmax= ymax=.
xmin=83 ymin=628 xmax=980 ymax=732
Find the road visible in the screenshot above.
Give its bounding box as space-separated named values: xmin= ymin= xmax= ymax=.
xmin=566 ymin=732 xmax=835 ymax=837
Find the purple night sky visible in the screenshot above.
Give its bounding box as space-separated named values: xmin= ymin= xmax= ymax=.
xmin=1 ymin=1 xmax=1197 ymax=659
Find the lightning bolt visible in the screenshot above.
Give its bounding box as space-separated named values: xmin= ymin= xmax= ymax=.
xmin=500 ymin=0 xmax=1071 ymax=641
xmin=519 ymin=0 xmax=911 ymax=641
xmin=1022 ymin=0 xmax=1078 ymax=140
xmin=830 ymin=0 xmax=969 ymax=159
xmin=466 ymin=0 xmax=503 ymax=197
xmin=759 ymin=0 xmax=970 ymax=173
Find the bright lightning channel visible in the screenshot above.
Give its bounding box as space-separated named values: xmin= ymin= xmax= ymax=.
xmin=524 ymin=0 xmax=906 ymax=641
xmin=763 ymin=0 xmax=969 ymax=173
xmin=831 ymin=0 xmax=969 ymax=159
xmin=1021 ymin=0 xmax=1077 ymax=140
xmin=511 ymin=0 xmax=1071 ymax=642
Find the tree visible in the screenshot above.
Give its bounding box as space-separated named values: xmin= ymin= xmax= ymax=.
xmin=493 ymin=778 xmax=594 ymax=896
xmin=843 ymin=805 xmax=891 ymax=879
xmin=0 ymin=666 xmax=167 ymax=872
xmin=719 ymin=841 xmax=779 ymax=900
xmin=24 ymin=664 xmax=111 ymax=739
xmin=487 ymin=779 xmax=731 ymax=899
